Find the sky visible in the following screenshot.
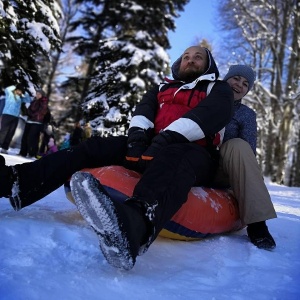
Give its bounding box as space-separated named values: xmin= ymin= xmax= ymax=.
xmin=167 ymin=0 xmax=218 ymax=64
xmin=0 ymin=152 xmax=300 ymax=300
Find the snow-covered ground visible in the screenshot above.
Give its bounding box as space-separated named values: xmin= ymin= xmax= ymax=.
xmin=0 ymin=153 xmax=299 ymax=300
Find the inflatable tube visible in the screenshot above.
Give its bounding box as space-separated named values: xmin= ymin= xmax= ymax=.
xmin=65 ymin=166 xmax=244 ymax=241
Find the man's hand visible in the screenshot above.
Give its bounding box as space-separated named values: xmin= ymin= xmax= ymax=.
xmin=124 ymin=127 xmax=150 ymax=172
xmin=138 ymin=130 xmax=189 ymax=172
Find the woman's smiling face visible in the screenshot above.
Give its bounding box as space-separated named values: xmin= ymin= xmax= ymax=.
xmin=226 ymin=76 xmax=249 ymax=100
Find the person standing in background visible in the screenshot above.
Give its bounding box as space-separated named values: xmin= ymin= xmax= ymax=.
xmin=19 ymin=89 xmax=49 ymax=158
xmin=82 ymin=122 xmax=92 ymax=141
xmin=38 ymin=105 xmax=53 ymax=155
xmin=70 ymin=121 xmax=83 ymax=147
xmin=38 ymin=136 xmax=58 ymax=157
xmin=0 ymin=84 xmax=31 ymax=154
xmin=59 ymin=133 xmax=71 ymax=150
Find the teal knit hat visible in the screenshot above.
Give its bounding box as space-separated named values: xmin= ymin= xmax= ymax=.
xmin=223 ymin=65 xmax=256 ymax=92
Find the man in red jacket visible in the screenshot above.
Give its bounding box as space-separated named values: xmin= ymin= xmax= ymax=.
xmin=0 ymin=46 xmax=233 ymax=270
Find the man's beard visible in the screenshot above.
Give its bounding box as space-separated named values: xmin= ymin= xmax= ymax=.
xmin=178 ymin=68 xmax=203 ymax=82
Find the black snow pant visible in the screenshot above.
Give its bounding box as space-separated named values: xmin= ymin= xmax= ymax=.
xmin=19 ymin=122 xmax=43 ymax=157
xmin=132 ymin=143 xmax=217 ymax=244
xmin=13 ymin=136 xmax=217 ymax=241
xmin=13 ymin=135 xmax=128 ymax=209
xmin=0 ymin=114 xmax=19 ymax=150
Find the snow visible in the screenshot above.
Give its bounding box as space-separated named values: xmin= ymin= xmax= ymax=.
xmin=0 ymin=153 xmax=299 ymax=300
xmin=25 ymin=21 xmax=52 ymax=52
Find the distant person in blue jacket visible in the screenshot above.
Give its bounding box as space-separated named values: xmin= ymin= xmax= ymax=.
xmin=0 ymin=84 xmax=31 ymax=154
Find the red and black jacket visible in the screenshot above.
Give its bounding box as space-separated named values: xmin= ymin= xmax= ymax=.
xmin=129 ymin=48 xmax=234 ymax=149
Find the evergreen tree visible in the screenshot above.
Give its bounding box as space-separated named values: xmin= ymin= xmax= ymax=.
xmin=68 ymin=0 xmax=189 ymax=135
xmin=0 ymin=0 xmax=62 ymax=91
xmin=37 ymin=0 xmax=82 ymax=139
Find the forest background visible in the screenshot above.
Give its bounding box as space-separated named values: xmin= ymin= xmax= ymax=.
xmin=0 ymin=0 xmax=299 ymax=187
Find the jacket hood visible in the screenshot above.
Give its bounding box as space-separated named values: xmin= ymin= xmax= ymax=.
xmin=171 ymin=48 xmax=219 ymax=81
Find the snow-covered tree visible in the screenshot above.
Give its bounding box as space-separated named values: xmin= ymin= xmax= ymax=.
xmin=67 ymin=0 xmax=189 ymax=135
xmin=37 ymin=0 xmax=83 ymax=139
xmin=0 ymin=0 xmax=62 ymax=92
xmin=217 ymin=0 xmax=300 ymax=186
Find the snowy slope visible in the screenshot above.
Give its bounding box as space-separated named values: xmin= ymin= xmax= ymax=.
xmin=0 ymin=154 xmax=299 ymax=300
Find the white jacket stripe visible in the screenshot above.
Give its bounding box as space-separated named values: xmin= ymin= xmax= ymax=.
xmin=164 ymin=118 xmax=205 ymax=141
xmin=129 ymin=115 xmax=154 ymax=130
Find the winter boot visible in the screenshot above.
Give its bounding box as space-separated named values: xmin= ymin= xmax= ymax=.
xmin=0 ymin=155 xmax=15 ymax=198
xmin=247 ymin=221 xmax=276 ymax=250
xmin=70 ymin=171 xmax=151 ymax=271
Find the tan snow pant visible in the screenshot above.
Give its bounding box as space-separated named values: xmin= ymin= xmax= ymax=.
xmin=213 ymin=138 xmax=277 ymax=225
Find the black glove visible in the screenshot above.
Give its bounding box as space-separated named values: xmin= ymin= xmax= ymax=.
xmin=139 ymin=130 xmax=189 ymax=172
xmin=124 ymin=127 xmax=151 ymax=172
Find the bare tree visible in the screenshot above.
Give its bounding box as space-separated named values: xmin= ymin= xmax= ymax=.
xmin=217 ymin=0 xmax=300 ymax=186
xmin=38 ymin=0 xmax=83 ymax=139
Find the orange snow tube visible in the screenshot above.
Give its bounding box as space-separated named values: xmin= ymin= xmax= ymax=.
xmin=65 ymin=166 xmax=244 ymax=241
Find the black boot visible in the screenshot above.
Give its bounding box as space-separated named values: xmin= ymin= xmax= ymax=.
xmin=0 ymin=155 xmax=15 ymax=198
xmin=70 ymin=171 xmax=151 ymax=271
xmin=247 ymin=221 xmax=276 ymax=250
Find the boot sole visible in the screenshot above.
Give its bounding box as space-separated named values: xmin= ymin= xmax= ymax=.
xmin=252 ymin=237 xmax=276 ymax=251
xmin=70 ymin=171 xmax=134 ymax=271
